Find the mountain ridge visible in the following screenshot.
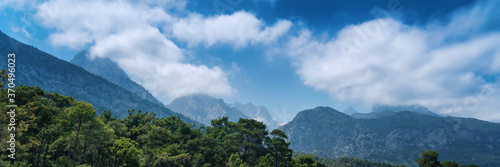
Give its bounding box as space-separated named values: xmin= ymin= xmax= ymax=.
xmin=0 ymin=31 xmax=197 ymax=124
xmin=352 ymin=104 xmax=441 ymax=119
xmin=168 ymin=94 xmax=250 ymax=125
xmin=230 ymin=101 xmax=278 ymax=130
xmin=281 ymin=106 xmax=500 ymax=167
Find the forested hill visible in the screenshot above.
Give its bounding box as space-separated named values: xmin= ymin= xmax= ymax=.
xmin=0 ymin=31 xmax=194 ymax=123
xmin=0 ymin=78 xmax=471 ymax=166
xmin=282 ymin=106 xmax=500 ymax=167
xmin=0 ymin=84 xmax=325 ymax=166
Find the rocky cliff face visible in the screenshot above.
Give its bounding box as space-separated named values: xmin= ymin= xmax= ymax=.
xmin=281 ymin=106 xmax=500 ymax=167
xmin=71 ymin=50 xmax=164 ymax=107
xmin=230 ymin=102 xmax=278 ymax=130
xmin=168 ymin=94 xmax=249 ymax=125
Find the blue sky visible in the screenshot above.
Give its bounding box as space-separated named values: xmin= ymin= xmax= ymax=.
xmin=1 ymin=0 xmax=500 ymax=123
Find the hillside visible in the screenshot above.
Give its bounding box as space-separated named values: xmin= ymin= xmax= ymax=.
xmin=0 ymin=31 xmax=196 ymax=123
xmin=281 ymin=106 xmax=500 ymax=167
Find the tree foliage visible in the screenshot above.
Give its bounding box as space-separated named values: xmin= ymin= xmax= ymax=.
xmin=416 ymin=150 xmax=440 ymax=167
xmin=0 ymin=84 xmax=473 ymax=167
xmin=416 ymin=150 xmax=478 ymax=167
xmin=0 ymin=85 xmax=320 ymax=167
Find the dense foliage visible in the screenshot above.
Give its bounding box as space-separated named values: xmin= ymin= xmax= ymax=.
xmin=415 ymin=150 xmax=479 ymax=167
xmin=293 ymin=152 xmax=403 ymax=167
xmin=0 ymin=73 xmax=478 ymax=166
xmin=0 ymin=83 xmax=326 ymax=166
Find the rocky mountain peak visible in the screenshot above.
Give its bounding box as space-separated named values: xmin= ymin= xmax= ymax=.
xmin=230 ymin=101 xmax=278 ymax=130
xmin=169 ymin=94 xmax=249 ymax=125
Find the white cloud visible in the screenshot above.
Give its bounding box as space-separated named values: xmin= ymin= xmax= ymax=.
xmin=35 ymin=0 xmax=235 ymax=100
xmin=171 ymin=11 xmax=292 ymax=47
xmin=36 ymin=0 xmax=173 ymax=48
xmin=284 ymin=1 xmax=500 ymax=122
xmin=33 ymin=0 xmax=294 ymax=100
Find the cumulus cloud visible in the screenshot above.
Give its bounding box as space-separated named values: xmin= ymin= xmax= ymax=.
xmin=35 ymin=0 xmax=235 ymax=100
xmin=171 ymin=11 xmax=292 ymax=47
xmin=284 ymin=1 xmax=500 ymax=121
xmin=32 ymin=0 xmax=293 ymax=100
xmin=37 ymin=0 xmax=173 ymax=49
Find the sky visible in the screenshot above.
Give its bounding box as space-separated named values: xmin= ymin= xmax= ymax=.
xmin=1 ymin=0 xmax=499 ymax=123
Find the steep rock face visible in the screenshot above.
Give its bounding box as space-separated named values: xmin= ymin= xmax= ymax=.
xmin=71 ymin=50 xmax=163 ymax=107
xmin=0 ymin=31 xmax=197 ymax=124
xmin=230 ymin=102 xmax=278 ymax=130
xmin=169 ymin=94 xmax=249 ymax=125
xmin=281 ymin=107 xmax=500 ymax=167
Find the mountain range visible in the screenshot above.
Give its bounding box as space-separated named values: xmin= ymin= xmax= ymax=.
xmin=0 ymin=31 xmax=196 ymax=124
xmin=230 ymin=101 xmax=278 ymax=130
xmin=281 ymin=106 xmax=500 ymax=167
xmin=351 ymin=104 xmax=441 ymax=119
xmin=167 ymin=94 xmax=279 ymax=128
xmin=3 ymin=31 xmax=500 ymax=166
xmin=168 ymin=94 xmax=250 ymax=125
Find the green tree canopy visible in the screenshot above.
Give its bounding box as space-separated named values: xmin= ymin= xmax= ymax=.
xmin=416 ymin=150 xmax=440 ymax=167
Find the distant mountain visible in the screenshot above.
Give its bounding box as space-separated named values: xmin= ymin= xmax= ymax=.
xmin=352 ymin=104 xmax=441 ymax=119
xmin=343 ymin=106 xmax=358 ymax=115
xmin=168 ymin=94 xmax=249 ymax=125
xmin=230 ymin=101 xmax=278 ymax=130
xmin=281 ymin=106 xmax=500 ymax=167
xmin=0 ymin=31 xmax=197 ymax=124
xmin=71 ymin=50 xmax=164 ymax=107
xmin=372 ymin=104 xmax=441 ymax=116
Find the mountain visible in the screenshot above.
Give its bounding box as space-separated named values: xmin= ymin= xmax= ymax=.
xmin=230 ymin=101 xmax=278 ymax=130
xmin=280 ymin=107 xmax=364 ymax=157
xmin=168 ymin=94 xmax=249 ymax=125
xmin=0 ymin=31 xmax=197 ymax=124
xmin=352 ymin=104 xmax=441 ymax=119
xmin=281 ymin=106 xmax=500 ymax=167
xmin=343 ymin=106 xmax=358 ymax=115
xmin=372 ymin=104 xmax=441 ymax=117
xmin=71 ymin=50 xmax=164 ymax=107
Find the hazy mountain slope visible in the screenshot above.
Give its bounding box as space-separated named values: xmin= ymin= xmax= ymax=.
xmin=230 ymin=101 xmax=278 ymax=130
xmin=71 ymin=50 xmax=164 ymax=106
xmin=169 ymin=94 xmax=249 ymax=125
xmin=281 ymin=106 xmax=500 ymax=167
xmin=0 ymin=31 xmax=197 ymax=124
xmin=343 ymin=106 xmax=358 ymax=115
xmin=372 ymin=104 xmax=441 ymax=117
xmin=352 ymin=104 xmax=441 ymax=119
